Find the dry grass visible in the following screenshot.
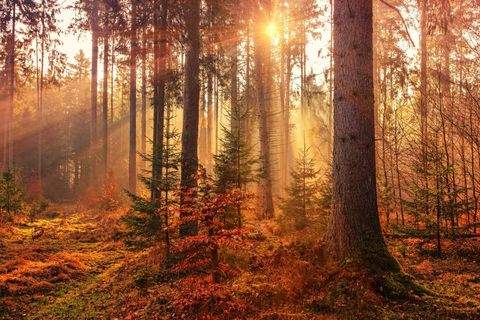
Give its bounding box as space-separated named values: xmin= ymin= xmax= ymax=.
xmin=1 ymin=206 xmax=480 ymax=320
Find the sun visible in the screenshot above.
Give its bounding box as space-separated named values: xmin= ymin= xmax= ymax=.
xmin=265 ymin=21 xmax=279 ymax=41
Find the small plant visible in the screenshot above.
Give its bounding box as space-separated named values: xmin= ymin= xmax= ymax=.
xmin=281 ymin=147 xmax=320 ymax=229
xmin=213 ymin=101 xmax=257 ymax=228
xmin=172 ymin=168 xmax=246 ymax=281
xmin=0 ymin=170 xmax=25 ymax=221
xmin=27 ymin=197 xmax=50 ymax=222
xmin=98 ymin=171 xmax=121 ymax=210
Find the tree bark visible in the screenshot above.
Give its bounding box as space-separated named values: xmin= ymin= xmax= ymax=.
xmin=151 ymin=0 xmax=167 ymax=204
xmin=141 ymin=28 xmax=147 ymax=171
xmin=6 ymin=1 xmax=16 ymax=169
xmin=180 ymin=0 xmax=201 ymax=237
xmin=419 ymin=0 xmax=429 ymax=217
xmin=254 ymin=0 xmax=274 ymax=220
xmin=90 ymin=0 xmax=99 ymax=183
xmin=38 ymin=0 xmax=45 ymax=184
xmin=129 ymin=0 xmax=138 ymax=193
xmin=326 ymin=0 xmax=400 ymax=272
xmin=102 ymin=35 xmax=109 ymax=178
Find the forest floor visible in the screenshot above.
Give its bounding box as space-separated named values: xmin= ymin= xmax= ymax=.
xmin=1 ymin=205 xmax=480 ymax=320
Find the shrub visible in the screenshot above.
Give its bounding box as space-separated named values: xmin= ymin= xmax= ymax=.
xmin=0 ymin=170 xmax=24 ymax=221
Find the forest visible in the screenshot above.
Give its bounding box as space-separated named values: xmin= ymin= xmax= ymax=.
xmin=1 ymin=0 xmax=480 ymax=319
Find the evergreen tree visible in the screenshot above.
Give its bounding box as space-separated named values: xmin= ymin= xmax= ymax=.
xmin=213 ymin=105 xmax=256 ymax=227
xmin=125 ymin=107 xmax=180 ymax=252
xmin=404 ymin=134 xmax=471 ymax=256
xmin=0 ymin=170 xmax=24 ymax=221
xmin=281 ymin=147 xmax=319 ymax=229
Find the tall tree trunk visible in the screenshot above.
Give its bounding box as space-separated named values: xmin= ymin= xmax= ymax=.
xmin=254 ymin=0 xmax=274 ymax=220
xmin=6 ymin=1 xmax=16 ymax=169
xmin=326 ymin=0 xmax=399 ymax=271
xmin=206 ymin=71 xmax=213 ymax=171
xmin=279 ymin=14 xmax=287 ymax=191
xmin=381 ymin=67 xmax=390 ymax=225
xmin=393 ymin=108 xmax=404 ymax=225
xmin=230 ymin=41 xmax=239 ymax=133
xmin=129 ymin=0 xmax=138 ymax=193
xmin=151 ymin=0 xmax=167 ymax=204
xmin=327 ymin=0 xmax=334 ymax=156
xmin=110 ymin=36 xmax=115 ymax=125
xmin=180 ymin=0 xmax=201 ymax=237
xmin=141 ymin=28 xmax=147 ymax=171
xmin=245 ymin=24 xmax=252 ymax=148
xmin=38 ymin=0 xmax=45 ymax=184
xmin=102 ymin=34 xmax=109 ymax=178
xmin=419 ymin=0 xmax=429 ymax=218
xmin=90 ymin=0 xmax=99 ymax=182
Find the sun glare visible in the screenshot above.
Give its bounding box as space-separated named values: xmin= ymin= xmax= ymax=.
xmin=265 ymin=21 xmax=279 ymax=41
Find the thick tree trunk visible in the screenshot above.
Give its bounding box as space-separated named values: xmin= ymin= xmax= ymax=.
xmin=129 ymin=0 xmax=138 ymax=193
xmin=180 ymin=0 xmax=201 ymax=237
xmin=326 ymin=0 xmax=399 ymax=272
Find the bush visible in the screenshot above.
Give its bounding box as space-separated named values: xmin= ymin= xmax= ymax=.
xmin=0 ymin=170 xmax=24 ymax=221
xmin=27 ymin=198 xmax=50 ymax=222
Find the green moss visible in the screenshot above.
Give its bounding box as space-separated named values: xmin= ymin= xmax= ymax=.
xmin=378 ymin=271 xmax=431 ymax=300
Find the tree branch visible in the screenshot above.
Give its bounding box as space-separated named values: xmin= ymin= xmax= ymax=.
xmin=378 ymin=0 xmax=416 ymax=48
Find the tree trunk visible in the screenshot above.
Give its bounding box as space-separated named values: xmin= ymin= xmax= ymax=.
xmin=254 ymin=1 xmax=274 ymax=220
xmin=102 ymin=35 xmax=109 ymax=178
xmin=327 ymin=0 xmax=334 ymax=156
xmin=206 ymin=71 xmax=213 ymax=171
xmin=151 ymin=0 xmax=167 ymax=204
xmin=230 ymin=41 xmax=239 ymax=134
xmin=141 ymin=28 xmax=147 ymax=171
xmin=180 ymin=0 xmax=201 ymax=237
xmin=419 ymin=0 xmax=429 ymax=218
xmin=326 ymin=0 xmax=399 ymax=272
xmin=6 ymin=1 xmax=16 ymax=169
xmin=110 ymin=36 xmax=115 ymax=125
xmin=38 ymin=0 xmax=45 ymax=184
xmin=129 ymin=0 xmax=138 ymax=193
xmin=90 ymin=0 xmax=99 ymax=183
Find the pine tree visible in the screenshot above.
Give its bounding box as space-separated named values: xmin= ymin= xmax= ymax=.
xmin=281 ymin=147 xmax=319 ymax=229
xmin=125 ymin=107 xmax=180 ymax=253
xmin=213 ymin=107 xmax=256 ymax=228
xmin=0 ymin=170 xmax=24 ymax=221
xmin=404 ymin=134 xmax=471 ymax=256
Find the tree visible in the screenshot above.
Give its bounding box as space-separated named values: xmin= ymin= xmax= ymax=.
xmin=129 ymin=0 xmax=138 ymax=193
xmin=253 ymin=0 xmax=274 ymax=220
xmin=281 ymin=147 xmax=319 ymax=230
xmin=151 ymin=0 xmax=168 ymax=204
xmin=326 ymin=0 xmax=400 ymax=273
xmin=36 ymin=0 xmax=61 ymax=186
xmin=180 ymin=0 xmax=201 ymax=237
xmin=125 ymin=106 xmax=180 ymax=254
xmin=90 ymin=0 xmax=99 ymax=184
xmin=0 ymin=170 xmax=24 ymax=220
xmin=213 ymin=107 xmax=257 ymax=228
